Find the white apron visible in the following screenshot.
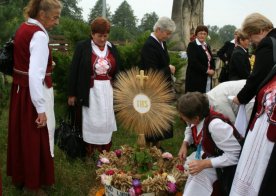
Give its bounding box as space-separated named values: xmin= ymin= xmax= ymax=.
xmin=82 ymin=80 xmax=117 ymax=144
xmin=82 ymin=41 xmax=117 ymax=145
xmin=44 ymin=85 xmax=55 ymax=157
xmin=230 ymin=113 xmax=274 ymax=196
xmin=183 ymin=152 xmax=217 ymax=196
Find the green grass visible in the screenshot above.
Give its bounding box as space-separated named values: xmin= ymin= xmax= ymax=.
xmin=0 ymin=102 xmax=186 ymax=195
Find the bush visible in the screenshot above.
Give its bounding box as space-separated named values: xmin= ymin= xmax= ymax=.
xmin=52 ymin=51 xmax=73 ymax=119
xmin=52 ymin=17 xmax=90 ymax=49
xmin=0 ymin=74 xmax=11 ymax=115
xmin=117 ymin=31 xmax=150 ymax=70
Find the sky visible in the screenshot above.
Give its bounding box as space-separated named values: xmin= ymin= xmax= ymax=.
xmin=78 ymin=0 xmax=276 ymax=28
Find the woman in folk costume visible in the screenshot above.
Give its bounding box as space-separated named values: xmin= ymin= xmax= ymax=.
xmin=185 ymin=25 xmax=215 ymax=93
xmin=230 ymin=13 xmax=276 ymax=196
xmin=7 ymin=0 xmax=62 ymax=193
xmin=177 ymin=92 xmax=242 ymax=196
xmin=68 ymin=17 xmax=119 ymax=158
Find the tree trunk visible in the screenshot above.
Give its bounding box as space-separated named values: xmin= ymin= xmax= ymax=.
xmin=170 ymin=0 xmax=204 ymax=51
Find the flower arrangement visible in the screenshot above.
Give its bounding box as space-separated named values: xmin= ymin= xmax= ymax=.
xmin=96 ymin=145 xmax=188 ymax=195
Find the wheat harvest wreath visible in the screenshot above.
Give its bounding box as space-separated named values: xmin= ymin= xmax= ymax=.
xmin=96 ymin=68 xmax=188 ymax=195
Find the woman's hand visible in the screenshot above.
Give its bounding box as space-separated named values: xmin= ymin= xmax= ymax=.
xmin=207 ymin=69 xmax=215 ymax=76
xmin=233 ymin=96 xmax=240 ymax=105
xmin=178 ymin=141 xmax=189 ymax=163
xmin=36 ymin=112 xmax=47 ymax=128
xmin=188 ymin=159 xmax=212 ymax=175
xmin=169 ymin=64 xmax=176 ymax=74
xmin=68 ymin=96 xmax=76 ymax=106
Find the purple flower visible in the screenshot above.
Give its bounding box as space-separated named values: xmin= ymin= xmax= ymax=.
xmin=132 ymin=179 xmax=141 ymax=187
xmin=167 ymin=182 xmax=177 ymax=193
xmin=96 ymin=160 xmax=102 ymax=167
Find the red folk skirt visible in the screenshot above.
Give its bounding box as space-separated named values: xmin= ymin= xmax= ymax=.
xmin=7 ymin=83 xmax=54 ymax=190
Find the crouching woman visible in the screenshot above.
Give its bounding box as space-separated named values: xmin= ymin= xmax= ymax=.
xmin=177 ymin=92 xmax=242 ymax=196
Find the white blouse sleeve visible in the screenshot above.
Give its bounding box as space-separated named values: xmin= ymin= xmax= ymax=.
xmin=184 ymin=125 xmax=194 ymax=145
xmin=28 ymin=31 xmax=49 ymax=114
xmin=208 ymin=118 xmax=241 ymax=168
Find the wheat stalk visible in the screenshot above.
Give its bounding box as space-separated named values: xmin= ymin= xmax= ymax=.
xmin=114 ymin=67 xmax=176 ymax=138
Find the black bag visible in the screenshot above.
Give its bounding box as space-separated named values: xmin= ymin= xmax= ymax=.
xmin=0 ymin=37 xmax=14 ymax=76
xmin=55 ymin=106 xmax=86 ymax=159
xmin=218 ymin=63 xmax=229 ymax=83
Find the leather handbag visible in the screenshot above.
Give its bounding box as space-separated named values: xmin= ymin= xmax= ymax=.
xmin=55 ymin=106 xmax=86 ymax=159
xmin=0 ymin=37 xmax=14 ymax=76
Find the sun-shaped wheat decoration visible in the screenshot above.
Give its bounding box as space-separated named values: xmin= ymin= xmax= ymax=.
xmin=113 ymin=67 xmax=176 ymax=147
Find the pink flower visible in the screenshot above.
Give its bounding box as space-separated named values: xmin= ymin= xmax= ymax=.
xmin=114 ymin=149 xmax=122 ymax=157
xmin=100 ymin=157 xmax=110 ymax=164
xmin=162 ymin=152 xmax=173 ymax=159
xmin=128 ymin=187 xmax=136 ymax=196
xmin=167 ymin=182 xmax=177 ymax=193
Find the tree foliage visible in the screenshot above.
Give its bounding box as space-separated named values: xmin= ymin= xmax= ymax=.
xmin=60 ymin=0 xmax=83 ymax=20
xmin=51 ymin=17 xmax=90 ymax=49
xmin=0 ymin=0 xmax=84 ymax=44
xmin=218 ymin=25 xmax=237 ymax=43
xmin=110 ymin=0 xmax=137 ymax=41
xmin=138 ymin=12 xmax=159 ymax=32
xmin=0 ymin=1 xmax=24 ymax=43
xmin=0 ymin=0 xmax=238 ymax=50
xmin=88 ymin=0 xmax=112 ymax=23
xmin=207 ymin=25 xmax=221 ymax=50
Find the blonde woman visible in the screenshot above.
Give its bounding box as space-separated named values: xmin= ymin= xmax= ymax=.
xmin=231 ymin=13 xmax=276 ymax=196
xmin=228 ymin=30 xmax=251 ymax=80
xmin=7 ymin=0 xmax=62 ymax=193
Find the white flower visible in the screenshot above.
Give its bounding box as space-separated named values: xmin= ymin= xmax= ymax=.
xmin=162 ymin=152 xmax=173 ymax=159
xmin=101 ymin=174 xmax=112 ymax=185
xmin=100 ymin=157 xmax=110 ymax=164
xmin=167 ymin=175 xmax=176 ymax=183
